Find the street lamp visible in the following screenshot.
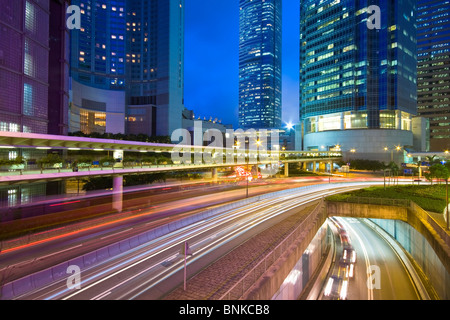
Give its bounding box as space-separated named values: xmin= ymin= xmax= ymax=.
xmin=383 ymin=146 xmax=403 ymax=186
xmin=384 ymin=146 xmax=402 ymax=163
xmin=328 ymin=145 xmax=342 ymax=183
xmin=246 ymin=153 xmax=249 ymax=198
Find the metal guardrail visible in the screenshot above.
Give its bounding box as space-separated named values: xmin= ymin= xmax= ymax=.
xmin=219 ymin=199 xmax=325 ymax=300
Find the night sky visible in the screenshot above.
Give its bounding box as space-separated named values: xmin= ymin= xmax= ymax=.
xmin=184 ymin=0 xmax=300 ymax=129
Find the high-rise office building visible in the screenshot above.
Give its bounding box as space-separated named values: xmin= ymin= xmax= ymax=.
xmin=69 ymin=0 xmax=127 ymax=135
xmin=69 ymin=0 xmax=185 ymax=138
xmin=0 ymin=0 xmax=69 ymax=204
xmin=239 ymin=0 xmax=282 ymax=130
xmin=1 ymin=0 xmax=62 ymax=134
xmin=126 ymin=0 xmax=185 ymax=137
xmin=417 ymin=0 xmax=450 ymax=152
xmin=300 ymin=0 xmax=417 ymax=162
xmin=48 ymin=0 xmax=70 ymax=136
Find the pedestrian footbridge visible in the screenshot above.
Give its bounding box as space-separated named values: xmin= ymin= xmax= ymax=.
xmin=0 ymin=132 xmax=342 ymax=186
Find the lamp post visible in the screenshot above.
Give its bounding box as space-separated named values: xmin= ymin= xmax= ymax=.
xmin=384 ymin=146 xmax=403 ymax=186
xmin=328 ymin=145 xmax=341 ymax=183
xmin=246 ymin=154 xmax=249 ymax=198
xmin=234 ymin=140 xmax=248 ymax=198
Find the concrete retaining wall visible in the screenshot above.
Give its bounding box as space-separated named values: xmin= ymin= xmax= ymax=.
xmin=370 ymin=218 xmax=450 ymax=299
xmin=326 ymin=201 xmax=409 ymax=221
xmin=241 ymin=200 xmax=450 ymax=301
xmin=271 ymin=222 xmax=330 ymax=300
xmin=242 ymin=204 xmax=329 ymax=300
xmin=327 ymin=200 xmax=450 ymax=300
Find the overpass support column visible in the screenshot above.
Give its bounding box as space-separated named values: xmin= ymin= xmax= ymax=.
xmin=300 ymin=162 xmax=306 ymax=171
xmin=212 ymin=168 xmax=218 ymax=182
xmin=284 ymin=163 xmax=289 ymax=177
xmin=313 ymin=161 xmax=317 ymax=173
xmin=113 ymin=175 xmax=123 ymax=212
xmin=319 ymin=162 xmax=326 ymax=172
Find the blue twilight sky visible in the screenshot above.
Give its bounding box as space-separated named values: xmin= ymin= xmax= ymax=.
xmin=184 ymin=0 xmax=300 ymax=129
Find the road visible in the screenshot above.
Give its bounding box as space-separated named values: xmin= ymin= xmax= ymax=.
xmin=0 ymin=177 xmax=333 ymax=281
xmin=5 ymin=183 xmax=373 ymax=300
xmin=2 ymin=176 xmax=371 ymax=282
xmin=320 ymin=217 xmax=421 ymax=300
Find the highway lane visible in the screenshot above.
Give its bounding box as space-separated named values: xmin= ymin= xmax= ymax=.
xmin=11 ymin=183 xmax=373 ymax=300
xmin=321 ymin=217 xmax=420 ymax=300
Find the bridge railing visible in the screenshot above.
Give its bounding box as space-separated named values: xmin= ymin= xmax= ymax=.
xmin=0 ymin=155 xmax=342 ymax=177
xmin=219 ymin=199 xmax=325 ymax=300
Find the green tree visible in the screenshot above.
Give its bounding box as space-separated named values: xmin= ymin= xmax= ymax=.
xmin=99 ymin=157 xmax=115 ymax=167
xmin=430 ymin=164 xmax=449 ymax=185
xmin=77 ymin=156 xmax=93 ymax=166
xmin=425 ymin=155 xmax=440 ymax=166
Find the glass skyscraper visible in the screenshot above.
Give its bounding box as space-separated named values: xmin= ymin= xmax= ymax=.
xmin=417 ymin=0 xmax=450 ymax=152
xmin=70 ymin=0 xmax=127 ymax=91
xmin=69 ymin=0 xmax=127 ymax=135
xmin=0 ymin=0 xmax=69 ymax=135
xmin=126 ymin=0 xmax=185 ymax=137
xmin=1 ymin=0 xmax=50 ymax=134
xmin=300 ymin=0 xmax=417 ymax=162
xmin=69 ymin=0 xmax=185 ymax=137
xmin=0 ymin=0 xmax=70 ymax=204
xmin=239 ymin=0 xmax=282 ymax=130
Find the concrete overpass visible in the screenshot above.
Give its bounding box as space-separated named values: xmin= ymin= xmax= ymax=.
xmin=0 ymin=132 xmax=342 ymax=210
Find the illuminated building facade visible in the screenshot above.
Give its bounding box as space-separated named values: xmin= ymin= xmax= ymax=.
xmin=417 ymin=0 xmax=450 ymax=152
xmin=0 ymin=0 xmax=69 ymax=134
xmin=69 ymin=0 xmax=127 ymax=135
xmin=126 ymin=0 xmax=185 ymax=137
xmin=70 ymin=0 xmax=185 ymax=137
xmin=300 ymin=0 xmax=418 ymax=162
xmin=239 ymin=0 xmax=282 ymax=130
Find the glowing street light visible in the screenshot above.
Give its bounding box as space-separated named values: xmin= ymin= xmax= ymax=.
xmin=286 ymin=122 xmax=294 ymax=131
xmin=384 ymin=146 xmax=403 ymax=163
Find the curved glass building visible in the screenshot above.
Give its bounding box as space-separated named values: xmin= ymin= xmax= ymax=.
xmin=239 ymin=0 xmax=282 ymax=130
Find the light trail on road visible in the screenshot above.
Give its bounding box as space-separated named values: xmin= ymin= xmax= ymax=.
xmin=12 ymin=183 xmax=376 ymax=300
xmin=320 ymin=216 xmax=421 ymax=300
